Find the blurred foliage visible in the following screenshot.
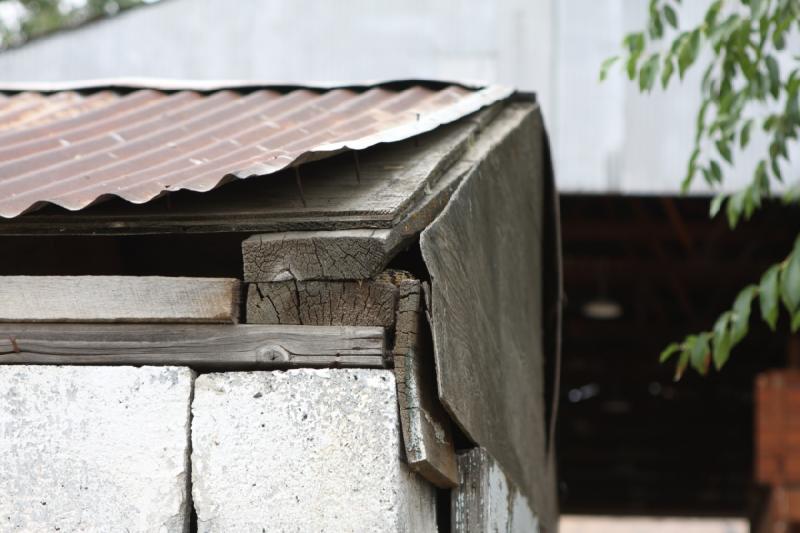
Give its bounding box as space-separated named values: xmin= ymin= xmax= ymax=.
xmin=603 ymin=0 xmax=800 ymax=379
xmin=0 ymin=0 xmax=156 ymax=49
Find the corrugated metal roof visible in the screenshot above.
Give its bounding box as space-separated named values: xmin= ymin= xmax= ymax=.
xmin=0 ymin=81 xmax=513 ymax=218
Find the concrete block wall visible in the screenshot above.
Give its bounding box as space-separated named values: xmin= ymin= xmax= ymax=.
xmin=0 ymin=366 xmax=194 ymax=532
xmin=0 ymin=366 xmax=437 ymax=532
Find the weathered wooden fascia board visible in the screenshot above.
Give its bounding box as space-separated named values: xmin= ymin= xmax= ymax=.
xmin=0 ymin=324 xmax=385 ymax=368
xmin=452 ymin=448 xmax=539 ymax=533
xmin=420 ymin=102 xmax=554 ymax=526
xmin=241 ymin=107 xmax=503 ymax=283
xmin=0 ymin=105 xmax=504 ymax=237
xmin=0 ymin=276 xmax=240 ymax=323
xmin=393 ymin=279 xmax=458 ymax=489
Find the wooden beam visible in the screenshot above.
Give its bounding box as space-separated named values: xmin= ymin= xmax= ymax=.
xmin=246 ymin=272 xmax=407 ymax=327
xmin=242 ymin=229 xmax=392 ymax=282
xmin=0 ymin=323 xmax=386 ymax=368
xmin=393 ymin=279 xmax=458 ymax=488
xmin=0 ymin=276 xmax=240 ymax=323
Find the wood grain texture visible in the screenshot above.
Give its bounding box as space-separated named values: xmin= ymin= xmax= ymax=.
xmin=242 ymin=229 xmax=391 ymax=282
xmin=0 ymin=323 xmax=385 ymax=368
xmin=451 ymin=448 xmax=538 ymax=533
xmin=246 ymin=272 xmax=405 ymax=327
xmin=0 ymin=105 xmax=502 ymax=237
xmin=420 ymin=103 xmax=555 ymax=527
xmin=393 ymin=279 xmax=458 ymax=488
xmin=0 ymin=276 xmax=240 ymax=323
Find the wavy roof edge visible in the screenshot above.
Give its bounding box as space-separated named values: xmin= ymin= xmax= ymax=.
xmin=0 ymin=77 xmax=515 ymax=95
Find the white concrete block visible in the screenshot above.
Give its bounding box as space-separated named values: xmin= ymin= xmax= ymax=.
xmin=192 ymin=368 xmax=436 ymax=533
xmin=0 ymin=365 xmax=194 ymax=533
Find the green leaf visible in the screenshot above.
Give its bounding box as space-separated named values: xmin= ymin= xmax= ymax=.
xmin=717 ymin=138 xmax=734 ymax=164
xmin=760 ymin=265 xmax=781 ymax=330
xmin=731 ymin=285 xmax=757 ymax=344
xmin=704 ymin=0 xmax=722 ymax=28
xmin=624 ymin=32 xmax=645 ymax=55
xmin=599 ymin=56 xmax=620 ymax=82
xmin=649 ymin=10 xmax=664 ymax=39
xmin=678 ymin=30 xmax=701 ymax=79
xmin=740 ymin=119 xmax=753 ymax=148
xmin=663 ymin=5 xmax=678 ymax=28
xmin=683 ymin=148 xmax=700 ymax=191
xmin=626 ymin=54 xmax=641 ymax=80
xmin=661 ymin=56 xmax=675 ymax=88
xmin=712 ymin=313 xmax=732 ymax=370
xmin=639 ymin=54 xmax=661 ymax=92
xmin=727 ymin=189 xmax=746 ymax=228
xmin=710 ymin=160 xmax=723 ymax=182
xmin=690 ymin=333 xmax=712 ymax=375
xmin=773 ymin=31 xmax=786 ymax=50
xmin=781 ymin=241 xmax=800 ymax=313
xmin=674 ymin=348 xmax=690 ymax=381
xmin=767 ymin=55 xmax=781 ymax=98
xmin=710 ymin=193 xmax=726 ymax=218
xmin=660 ymin=342 xmax=681 ymax=363
xmin=793 ymin=311 xmax=800 ymax=333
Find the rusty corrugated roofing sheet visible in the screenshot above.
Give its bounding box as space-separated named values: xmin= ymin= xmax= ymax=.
xmin=0 ymin=81 xmax=513 ymax=218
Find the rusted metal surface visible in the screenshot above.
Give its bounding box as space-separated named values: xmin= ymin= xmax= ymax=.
xmin=0 ymin=81 xmax=513 ymax=218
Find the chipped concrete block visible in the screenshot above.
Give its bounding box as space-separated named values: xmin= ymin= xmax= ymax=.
xmin=0 ymin=365 xmax=194 ymax=533
xmin=192 ymin=368 xmax=437 ymax=533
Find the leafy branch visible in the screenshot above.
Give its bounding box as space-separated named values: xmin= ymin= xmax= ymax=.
xmin=603 ymin=0 xmax=800 ymax=378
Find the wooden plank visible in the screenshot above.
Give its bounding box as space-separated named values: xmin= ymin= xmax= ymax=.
xmin=393 ymin=279 xmax=458 ymax=488
xmin=0 ymin=276 xmax=240 ymax=323
xmin=246 ymin=272 xmax=405 ymax=327
xmin=0 ymin=105 xmax=503 ymax=237
xmin=420 ymin=103 xmax=555 ymax=527
xmin=0 ymin=324 xmax=386 ymax=368
xmin=451 ymin=448 xmax=538 ymax=533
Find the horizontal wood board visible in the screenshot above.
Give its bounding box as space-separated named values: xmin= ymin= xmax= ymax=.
xmin=0 ymin=276 xmax=240 ymax=323
xmin=0 ymin=323 xmax=385 ymax=368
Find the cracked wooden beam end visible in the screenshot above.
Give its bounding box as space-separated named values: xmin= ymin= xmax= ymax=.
xmin=246 ymin=272 xmax=410 ymax=327
xmin=242 ymin=229 xmax=394 ymax=282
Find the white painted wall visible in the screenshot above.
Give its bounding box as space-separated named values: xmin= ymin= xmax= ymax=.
xmin=0 ymin=0 xmax=554 ymax=116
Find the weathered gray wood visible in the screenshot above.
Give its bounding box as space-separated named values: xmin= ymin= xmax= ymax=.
xmin=246 ymin=272 xmax=405 ymax=327
xmin=420 ymin=103 xmax=555 ymax=527
xmin=0 ymin=324 xmax=385 ymax=368
xmin=393 ymin=279 xmax=458 ymax=488
xmin=0 ymin=105 xmax=503 ymax=237
xmin=242 ymin=229 xmax=392 ymax=282
xmin=0 ymin=276 xmax=240 ymax=323
xmin=452 ymin=448 xmax=538 ymax=533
